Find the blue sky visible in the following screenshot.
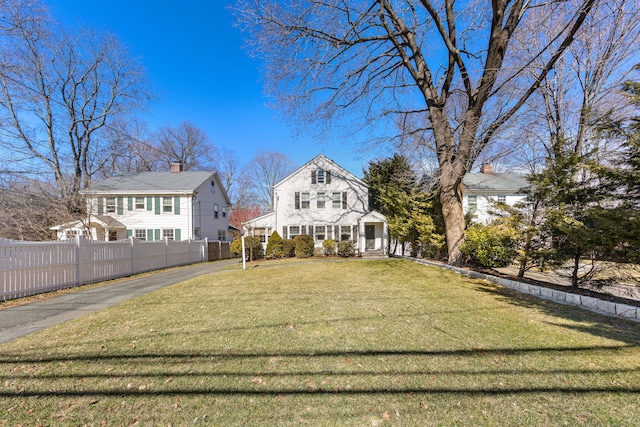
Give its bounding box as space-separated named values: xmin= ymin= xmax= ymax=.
xmin=46 ymin=0 xmax=373 ymax=177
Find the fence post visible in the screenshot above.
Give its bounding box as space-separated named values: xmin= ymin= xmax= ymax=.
xmin=130 ymin=237 xmax=135 ymax=276
xmin=204 ymin=238 xmax=208 ymax=262
xmin=165 ymin=237 xmax=169 ymax=268
xmin=75 ymin=236 xmax=81 ymax=286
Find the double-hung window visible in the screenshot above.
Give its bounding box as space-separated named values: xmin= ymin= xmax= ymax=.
xmin=135 ymin=197 xmax=145 ymax=210
xmin=134 ymin=229 xmax=146 ymax=240
xmin=315 ymin=225 xmax=326 ymax=241
xmin=289 ymin=226 xmax=300 ymax=238
xmin=214 ymin=204 xmax=219 ymax=218
xmin=340 ymin=226 xmax=351 ymax=241
xmin=162 ymin=197 xmax=173 ymax=213
xmin=301 ymin=192 xmax=310 ymax=209
xmin=467 ymin=195 xmax=477 ymax=211
xmin=497 ymin=195 xmax=506 ymax=203
xmin=105 ymin=197 xmax=116 ymax=213
xmin=317 ymin=192 xmax=325 ymax=209
xmin=332 ymin=192 xmax=341 ymax=209
xmin=163 ymin=229 xmax=174 ymax=240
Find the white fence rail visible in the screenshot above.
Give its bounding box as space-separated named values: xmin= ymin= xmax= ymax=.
xmin=0 ymin=237 xmax=208 ymax=301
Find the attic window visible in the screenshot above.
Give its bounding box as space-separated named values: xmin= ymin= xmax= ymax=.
xmin=317 ymin=170 xmax=325 ymax=183
xmin=211 ymin=180 xmax=215 ymax=193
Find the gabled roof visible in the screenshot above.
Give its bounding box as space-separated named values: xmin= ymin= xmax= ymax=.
xmin=49 ymin=215 xmax=126 ymax=231
xmin=83 ymin=171 xmax=231 ymax=204
xmin=274 ymin=154 xmax=366 ymax=189
xmin=463 ymin=172 xmax=529 ymax=193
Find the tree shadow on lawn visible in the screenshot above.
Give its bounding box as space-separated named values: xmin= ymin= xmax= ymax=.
xmin=1 ymin=346 xmax=638 ymax=398
xmin=472 ymin=281 xmax=640 ymax=346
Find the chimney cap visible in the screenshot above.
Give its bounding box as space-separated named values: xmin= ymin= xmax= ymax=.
xmin=480 ymin=164 xmax=493 ymax=174
xmin=170 ymin=162 xmax=183 ymax=173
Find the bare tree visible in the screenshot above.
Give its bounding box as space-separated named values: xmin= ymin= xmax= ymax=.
xmin=101 ymin=117 xmax=162 ymax=176
xmin=234 ymin=0 xmax=597 ymax=264
xmin=0 ymin=0 xmax=149 ymax=213
xmin=515 ymin=0 xmax=640 ymax=159
xmin=154 ymin=121 xmax=218 ymax=171
xmin=244 ymin=150 xmax=295 ymax=211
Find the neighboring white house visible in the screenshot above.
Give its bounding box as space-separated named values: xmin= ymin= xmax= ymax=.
xmin=243 ymin=154 xmax=388 ymax=256
xmin=51 ymin=164 xmax=231 ymax=241
xmin=463 ymin=164 xmax=529 ymax=224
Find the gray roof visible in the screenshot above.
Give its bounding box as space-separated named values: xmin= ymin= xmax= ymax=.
xmin=463 ymin=172 xmax=529 ymax=193
xmin=84 ymin=171 xmax=216 ymax=194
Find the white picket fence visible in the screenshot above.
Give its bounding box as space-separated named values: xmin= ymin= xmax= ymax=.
xmin=0 ymin=237 xmax=209 ymax=301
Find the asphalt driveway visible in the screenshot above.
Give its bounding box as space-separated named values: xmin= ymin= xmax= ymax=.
xmin=0 ymin=258 xmax=239 ymax=344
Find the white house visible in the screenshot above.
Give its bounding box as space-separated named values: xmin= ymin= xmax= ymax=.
xmin=463 ymin=164 xmax=529 ymax=223
xmin=243 ymin=154 xmax=388 ymax=256
xmin=51 ymin=164 xmax=231 ymax=241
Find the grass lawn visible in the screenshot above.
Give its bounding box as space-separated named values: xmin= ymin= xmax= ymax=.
xmin=1 ymin=258 xmax=639 ymax=426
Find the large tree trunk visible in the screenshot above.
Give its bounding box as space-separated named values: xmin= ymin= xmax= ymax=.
xmin=439 ymin=175 xmax=466 ymax=266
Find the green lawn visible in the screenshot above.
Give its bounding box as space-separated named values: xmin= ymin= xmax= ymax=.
xmin=1 ymin=258 xmax=639 ymax=426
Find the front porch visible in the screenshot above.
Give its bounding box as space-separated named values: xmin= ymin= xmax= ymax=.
xmin=357 ymin=211 xmax=388 ymax=257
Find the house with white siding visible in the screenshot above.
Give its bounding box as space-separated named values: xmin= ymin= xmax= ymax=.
xmin=243 ymin=154 xmax=388 ymax=256
xmin=463 ymin=164 xmax=529 ymax=223
xmin=51 ymin=163 xmax=231 ymax=241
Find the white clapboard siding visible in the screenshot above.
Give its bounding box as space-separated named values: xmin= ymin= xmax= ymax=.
xmin=0 ymin=237 xmax=209 ymax=301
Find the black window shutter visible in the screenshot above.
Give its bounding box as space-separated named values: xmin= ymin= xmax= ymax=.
xmin=342 ymin=192 xmax=347 ymax=209
xmin=326 ymin=171 xmax=331 ymax=184
xmin=295 ymin=192 xmax=300 ymax=209
xmin=311 ymin=171 xmax=316 ymax=184
xmin=309 ymin=225 xmax=314 ymax=237
xmin=282 ymin=226 xmax=287 ymax=240
xmin=301 ymin=225 xmax=306 ymax=235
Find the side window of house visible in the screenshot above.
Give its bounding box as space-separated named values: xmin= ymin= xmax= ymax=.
xmin=162 ymin=197 xmax=172 ymax=213
xmin=317 ymin=192 xmax=325 ymax=209
xmin=222 ymin=206 xmax=227 ymax=218
xmin=163 ymin=229 xmax=174 ymax=240
xmin=497 ymin=195 xmax=506 ymax=203
xmin=134 ymin=229 xmax=146 ymax=240
xmin=467 ymin=195 xmax=477 ymax=211
xmin=289 ymin=226 xmax=300 ymax=239
xmin=315 ymin=225 xmax=326 ymax=241
xmin=214 ymin=204 xmax=219 ymax=218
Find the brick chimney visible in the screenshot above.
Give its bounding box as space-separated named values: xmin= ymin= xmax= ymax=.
xmin=480 ymin=164 xmax=493 ymax=174
xmin=170 ymin=162 xmax=183 ymax=173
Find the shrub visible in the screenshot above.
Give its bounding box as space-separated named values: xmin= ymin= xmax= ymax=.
xmin=265 ymin=231 xmax=283 ymax=258
xmin=322 ymin=239 xmax=337 ymax=256
xmin=282 ymin=239 xmax=296 ymax=258
xmin=337 ymin=240 xmax=355 ymax=257
xmin=460 ymin=223 xmax=518 ymax=268
xmin=294 ymin=234 xmax=315 ymax=258
xmin=230 ymin=236 xmax=262 ymax=260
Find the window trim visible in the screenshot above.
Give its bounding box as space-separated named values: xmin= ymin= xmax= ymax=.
xmin=162 ymin=228 xmax=174 ymax=240
xmin=105 ymin=197 xmax=116 ymax=213
xmin=301 ymin=192 xmax=310 ymax=209
xmin=162 ymin=197 xmax=173 ymax=213
xmin=135 ymin=197 xmax=145 ymax=210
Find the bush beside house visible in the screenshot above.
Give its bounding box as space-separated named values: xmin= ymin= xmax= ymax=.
xmin=266 ymin=231 xmax=283 ymax=258
xmin=294 ymin=234 xmax=315 ymax=258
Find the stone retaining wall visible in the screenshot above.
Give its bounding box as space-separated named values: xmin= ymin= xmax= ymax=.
xmin=394 ymin=256 xmax=640 ymax=322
